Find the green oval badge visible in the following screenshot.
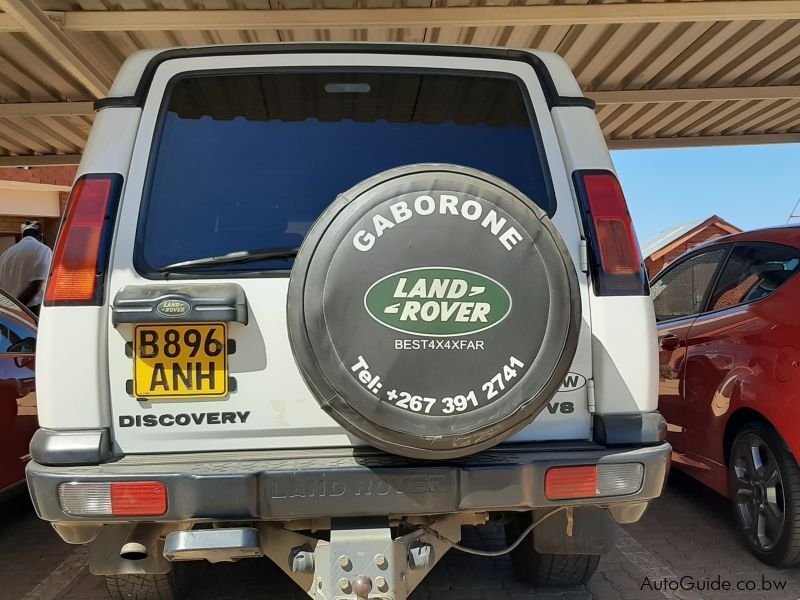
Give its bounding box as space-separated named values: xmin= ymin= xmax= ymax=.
xmin=156 ymin=298 xmax=191 ymax=318
xmin=364 ymin=267 xmax=512 ymax=337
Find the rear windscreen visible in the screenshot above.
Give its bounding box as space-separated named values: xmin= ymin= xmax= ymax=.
xmin=138 ymin=70 xmax=552 ymax=274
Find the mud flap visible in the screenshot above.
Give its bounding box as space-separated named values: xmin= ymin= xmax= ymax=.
xmin=533 ymin=506 xmax=616 ymax=555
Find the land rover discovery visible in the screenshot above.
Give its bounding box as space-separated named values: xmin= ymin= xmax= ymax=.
xmin=27 ymin=44 xmax=669 ymax=600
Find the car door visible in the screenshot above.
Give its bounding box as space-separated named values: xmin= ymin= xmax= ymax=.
xmin=0 ymin=290 xmax=36 ymax=493
xmin=681 ymin=242 xmax=800 ymax=490
xmin=650 ymin=246 xmax=729 ymax=455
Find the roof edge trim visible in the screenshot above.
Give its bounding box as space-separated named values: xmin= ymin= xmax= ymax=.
xmin=95 ymin=43 xmax=594 ymax=111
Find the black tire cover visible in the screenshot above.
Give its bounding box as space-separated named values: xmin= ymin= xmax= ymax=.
xmin=287 ymin=164 xmax=580 ymax=459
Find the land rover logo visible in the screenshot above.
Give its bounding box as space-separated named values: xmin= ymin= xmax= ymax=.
xmin=364 ymin=267 xmax=512 ymax=337
xmin=156 ymin=299 xmax=191 ymax=318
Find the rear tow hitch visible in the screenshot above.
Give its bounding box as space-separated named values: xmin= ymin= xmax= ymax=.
xmin=261 ymin=516 xmax=460 ymax=600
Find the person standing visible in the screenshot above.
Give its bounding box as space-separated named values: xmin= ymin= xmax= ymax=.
xmin=0 ymin=221 xmax=53 ymax=316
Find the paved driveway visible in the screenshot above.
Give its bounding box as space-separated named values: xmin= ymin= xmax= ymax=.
xmin=5 ymin=471 xmax=800 ymax=600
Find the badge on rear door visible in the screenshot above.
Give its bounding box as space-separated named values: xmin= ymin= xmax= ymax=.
xmin=156 ymin=298 xmax=192 ymax=318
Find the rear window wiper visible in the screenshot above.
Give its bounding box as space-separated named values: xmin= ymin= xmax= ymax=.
xmin=158 ymin=247 xmax=299 ymax=272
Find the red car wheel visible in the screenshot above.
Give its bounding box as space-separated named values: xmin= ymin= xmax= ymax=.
xmin=729 ymin=423 xmax=800 ymax=566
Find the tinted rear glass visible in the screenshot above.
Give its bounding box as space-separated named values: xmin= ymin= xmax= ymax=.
xmin=138 ymin=70 xmax=552 ymax=274
xmin=708 ymin=243 xmax=800 ymax=310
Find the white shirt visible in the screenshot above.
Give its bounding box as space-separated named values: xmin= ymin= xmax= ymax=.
xmin=0 ymin=236 xmax=53 ymax=307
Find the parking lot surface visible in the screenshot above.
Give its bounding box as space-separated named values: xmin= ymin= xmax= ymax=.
xmin=4 ymin=471 xmax=800 ymax=600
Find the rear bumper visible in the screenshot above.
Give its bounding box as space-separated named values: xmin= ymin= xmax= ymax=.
xmin=27 ymin=441 xmax=670 ymax=523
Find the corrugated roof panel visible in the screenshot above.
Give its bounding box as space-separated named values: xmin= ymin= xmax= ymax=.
xmin=0 ymin=118 xmax=57 ymax=153
xmin=0 ymin=0 xmax=795 ymax=161
xmin=652 ymin=100 xmax=726 ymax=137
xmin=611 ymin=103 xmax=671 ymax=139
xmin=603 ymin=103 xmax=651 ymax=137
xmin=621 ymin=22 xmax=714 ymax=90
xmin=700 ymin=99 xmax=780 ymax=135
xmin=752 ymin=103 xmax=800 ymax=134
xmin=641 ymin=219 xmax=705 ymax=259
xmin=734 ymin=24 xmax=800 ymax=85
xmin=626 ymin=103 xmax=691 ymax=139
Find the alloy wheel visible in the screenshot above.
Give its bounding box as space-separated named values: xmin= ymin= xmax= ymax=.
xmin=730 ymin=433 xmax=786 ymax=552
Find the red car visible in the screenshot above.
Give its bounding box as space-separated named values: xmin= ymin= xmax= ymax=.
xmin=651 ymin=226 xmax=800 ymax=565
xmin=0 ymin=288 xmax=37 ymax=497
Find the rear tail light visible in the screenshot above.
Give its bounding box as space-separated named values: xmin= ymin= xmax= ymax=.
xmin=545 ymin=463 xmax=643 ymax=500
xmin=44 ymin=174 xmax=123 ymax=306
xmin=58 ymin=481 xmax=167 ymax=516
xmin=574 ymin=171 xmax=648 ymax=296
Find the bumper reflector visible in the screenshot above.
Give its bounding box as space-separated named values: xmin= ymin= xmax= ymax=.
xmin=545 ymin=466 xmax=597 ymax=500
xmin=59 ymin=481 xmax=167 ymax=516
xmin=545 ymin=463 xmax=643 ymax=500
xmin=111 ymin=482 xmax=168 ymax=516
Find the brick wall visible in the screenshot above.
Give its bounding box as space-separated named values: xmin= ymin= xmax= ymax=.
xmin=0 ymin=215 xmax=61 ymax=247
xmin=0 ymin=165 xmax=76 ymax=187
xmin=0 ymin=216 xmax=32 ymax=233
xmin=0 ymin=166 xmax=76 ymax=248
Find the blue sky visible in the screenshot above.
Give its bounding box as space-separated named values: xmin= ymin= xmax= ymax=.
xmin=612 ymin=144 xmax=800 ymax=246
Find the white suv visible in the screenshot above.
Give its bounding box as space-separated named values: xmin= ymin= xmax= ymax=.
xmin=28 ymin=44 xmax=669 ymax=600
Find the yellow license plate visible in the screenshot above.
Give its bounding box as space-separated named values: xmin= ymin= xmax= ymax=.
xmin=133 ymin=323 xmax=228 ymax=400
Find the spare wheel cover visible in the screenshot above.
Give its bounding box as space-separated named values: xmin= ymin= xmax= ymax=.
xmin=287 ymin=164 xmax=580 ymax=459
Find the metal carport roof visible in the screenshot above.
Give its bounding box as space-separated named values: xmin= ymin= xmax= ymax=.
xmin=0 ymin=0 xmax=797 ymax=166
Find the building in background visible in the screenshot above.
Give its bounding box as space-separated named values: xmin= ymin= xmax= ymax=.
xmin=642 ymin=215 xmax=741 ymax=277
xmin=0 ymin=166 xmax=76 ymax=253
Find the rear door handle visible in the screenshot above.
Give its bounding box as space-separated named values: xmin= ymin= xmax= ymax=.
xmin=659 ymin=334 xmax=680 ymax=351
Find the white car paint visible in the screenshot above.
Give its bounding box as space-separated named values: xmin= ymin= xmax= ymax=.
xmin=37 ymin=46 xmax=656 ymax=454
